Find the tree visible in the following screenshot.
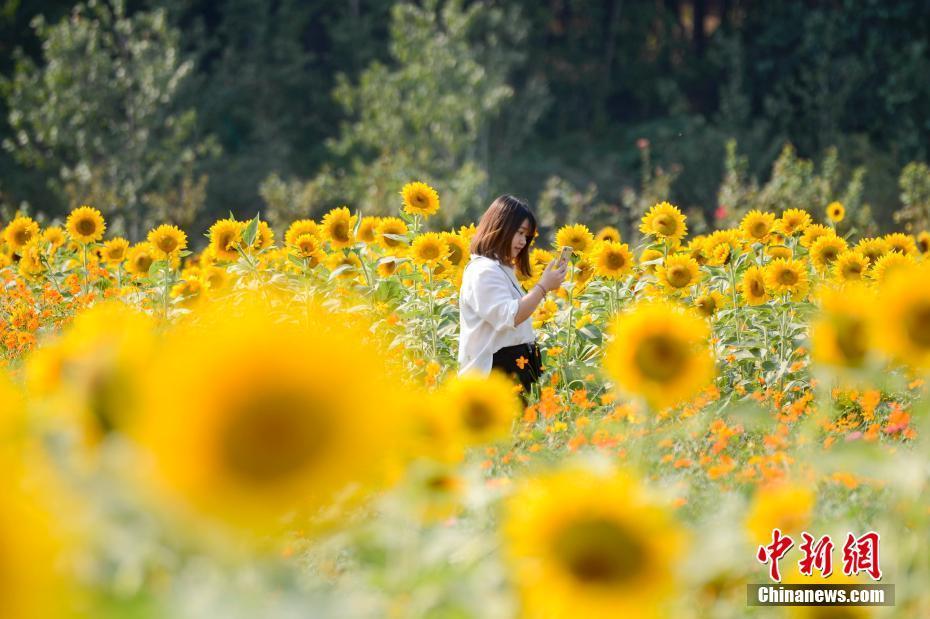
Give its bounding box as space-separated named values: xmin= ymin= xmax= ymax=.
xmin=263 ymin=0 xmax=537 ymax=228
xmin=2 ymin=0 xmax=217 ymax=238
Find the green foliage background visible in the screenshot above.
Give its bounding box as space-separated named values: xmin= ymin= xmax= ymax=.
xmin=1 ymin=0 xmax=929 ymax=237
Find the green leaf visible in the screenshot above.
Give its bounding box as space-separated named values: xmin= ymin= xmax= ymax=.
xmin=242 ymin=214 xmax=260 ymax=246
xmin=328 ymin=264 xmax=355 ymax=280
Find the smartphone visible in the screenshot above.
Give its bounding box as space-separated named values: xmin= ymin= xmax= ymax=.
xmin=557 ymin=246 xmax=572 ymax=268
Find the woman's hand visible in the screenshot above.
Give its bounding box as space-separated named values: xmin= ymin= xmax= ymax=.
xmin=538 ymin=260 xmax=568 ymax=292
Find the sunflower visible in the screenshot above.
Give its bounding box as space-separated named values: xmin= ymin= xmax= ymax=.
xmin=100 ymin=237 xmax=130 ymax=264
xmin=504 ymin=467 xmax=685 ymax=619
xmin=917 ymin=231 xmax=930 ymax=254
xmin=4 ymin=216 xmax=40 ymax=253
xmin=809 ymin=234 xmax=847 ymax=272
xmin=799 ymin=223 xmax=832 ymax=249
xmin=604 ymin=301 xmax=714 ymax=409
xmin=65 ymin=205 xmax=106 ymax=244
xmin=293 ymin=233 xmax=324 ymax=266
xmin=764 ymin=258 xmax=809 ymax=300
xmin=41 ymin=226 xmax=66 ymax=251
xmin=593 ymin=241 xmax=634 ymax=279
xmin=440 ymin=232 xmax=470 ymax=268
xmin=745 ymin=482 xmax=814 ymax=544
xmin=855 ymin=237 xmax=889 ymax=265
xmin=776 ymin=208 xmax=812 ymax=236
xmin=400 ymin=181 xmax=440 ymax=218
xmin=555 ymin=223 xmax=594 ymax=253
xmin=321 ymin=206 xmax=357 ymax=249
xmin=0 ymin=446 xmax=73 ymax=619
xmin=869 ymin=251 xmax=915 ymax=285
xmin=376 ymin=217 xmax=409 ymax=250
xmin=741 ymin=266 xmax=769 ymax=306
xmin=410 ymin=232 xmax=450 ymax=266
xmin=812 ymin=284 xmax=875 ymax=369
xmin=376 ymin=256 xmax=402 ymax=278
xmin=200 ymin=265 xmax=231 ymax=292
xmin=639 ymin=201 xmax=687 ymax=243
xmin=325 ymin=251 xmax=363 ymax=280
xmin=638 ymin=248 xmax=664 ymax=274
xmin=874 ymin=263 xmax=930 ymax=369
xmin=147 ymin=224 xmax=188 ymax=258
xmin=134 ymin=296 xmax=408 ymax=536
xmin=209 ymin=218 xmax=243 ymax=262
xmin=825 ymin=201 xmax=845 ymax=223
xmin=832 ymin=250 xmax=868 ymax=283
xmin=740 ymin=210 xmax=776 ymax=242
xmin=26 ymin=301 xmax=155 ymax=445
xmin=884 ymin=232 xmax=917 ymax=256
xmin=171 ymin=279 xmax=202 ymax=307
xmin=251 ymin=220 xmax=275 ymax=250
xmin=703 ymin=229 xmax=742 ymax=266
xmin=284 ymin=219 xmax=320 ymax=247
xmin=765 ymin=245 xmax=792 ymax=261
xmin=656 ymin=254 xmax=702 ymax=292
xmin=694 ymin=290 xmax=728 ymax=317
xmin=685 ymin=236 xmax=708 ymax=265
xmin=595 ymin=226 xmax=622 ymax=243
xmin=441 ymin=371 xmax=521 ymax=446
xmin=357 ymin=216 xmax=381 ymax=245
xmin=529 ymin=247 xmax=555 ymax=276
xmin=17 ymin=243 xmax=44 ymax=279
xmin=125 ymin=242 xmax=156 ymax=277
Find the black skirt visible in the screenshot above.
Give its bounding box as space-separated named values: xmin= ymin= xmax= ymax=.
xmin=491 ymin=341 xmax=543 ymax=399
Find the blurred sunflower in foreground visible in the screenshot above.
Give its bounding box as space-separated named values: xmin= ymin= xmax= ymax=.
xmin=604 ymin=301 xmax=715 ymax=410
xmin=133 ymin=295 xmax=413 ymax=539
xmin=504 ymin=467 xmax=685 ymax=619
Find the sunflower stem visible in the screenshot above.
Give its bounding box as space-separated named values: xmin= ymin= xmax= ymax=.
xmin=81 ymin=243 xmax=88 ymax=297
xmin=426 ymin=266 xmax=437 ymax=360
xmin=727 ymin=257 xmax=742 ymax=345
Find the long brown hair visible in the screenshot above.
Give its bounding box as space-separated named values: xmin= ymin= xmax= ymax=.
xmin=469 ymin=194 xmax=537 ymax=278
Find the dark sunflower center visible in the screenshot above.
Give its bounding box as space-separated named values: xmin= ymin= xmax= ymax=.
xmin=605 ymin=252 xmax=626 ymax=270
xmin=842 ymin=262 xmax=863 ymax=278
xmin=135 ymin=255 xmax=153 ymax=272
xmin=425 ymin=475 xmax=456 ymax=493
xmin=76 ymin=218 xmax=97 ymax=236
xmin=448 ymin=243 xmax=463 ymax=265
xmin=655 ymin=215 xmax=677 ymax=236
xmin=749 ymin=278 xmax=765 ymax=297
xmin=863 ymin=250 xmax=882 ymax=263
xmin=835 ymin=317 xmax=868 ymax=365
xmin=666 ymin=265 xmax=692 ymax=288
xmin=697 ymin=297 xmax=716 ymax=316
xmin=750 ymin=221 xmax=769 ymax=238
xmin=904 ymin=301 xmax=930 ymax=349
xmin=820 ymin=247 xmax=840 ymax=263
xmin=551 ymin=518 xmax=646 ymax=586
xmin=462 ymin=398 xmax=495 ymax=431
xmin=420 ymin=244 xmax=441 ymax=261
xmin=158 ymin=237 xmax=178 ymax=254
xmin=777 ymin=268 xmax=799 ymax=286
xmin=332 ymin=222 xmax=350 ymax=242
xmin=14 ymin=228 xmax=32 ymax=245
xmin=221 ymin=387 xmax=329 ymax=483
xmin=634 ymin=334 xmax=688 ymax=382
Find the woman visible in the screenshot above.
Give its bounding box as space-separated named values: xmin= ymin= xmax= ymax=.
xmin=457 ymin=194 xmax=567 ymax=397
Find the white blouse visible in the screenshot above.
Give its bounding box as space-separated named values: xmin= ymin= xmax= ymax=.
xmin=457 ymin=254 xmax=536 ymax=376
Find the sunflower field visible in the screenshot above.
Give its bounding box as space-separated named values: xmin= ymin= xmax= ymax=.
xmin=2 ymin=182 xmax=930 ymax=618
